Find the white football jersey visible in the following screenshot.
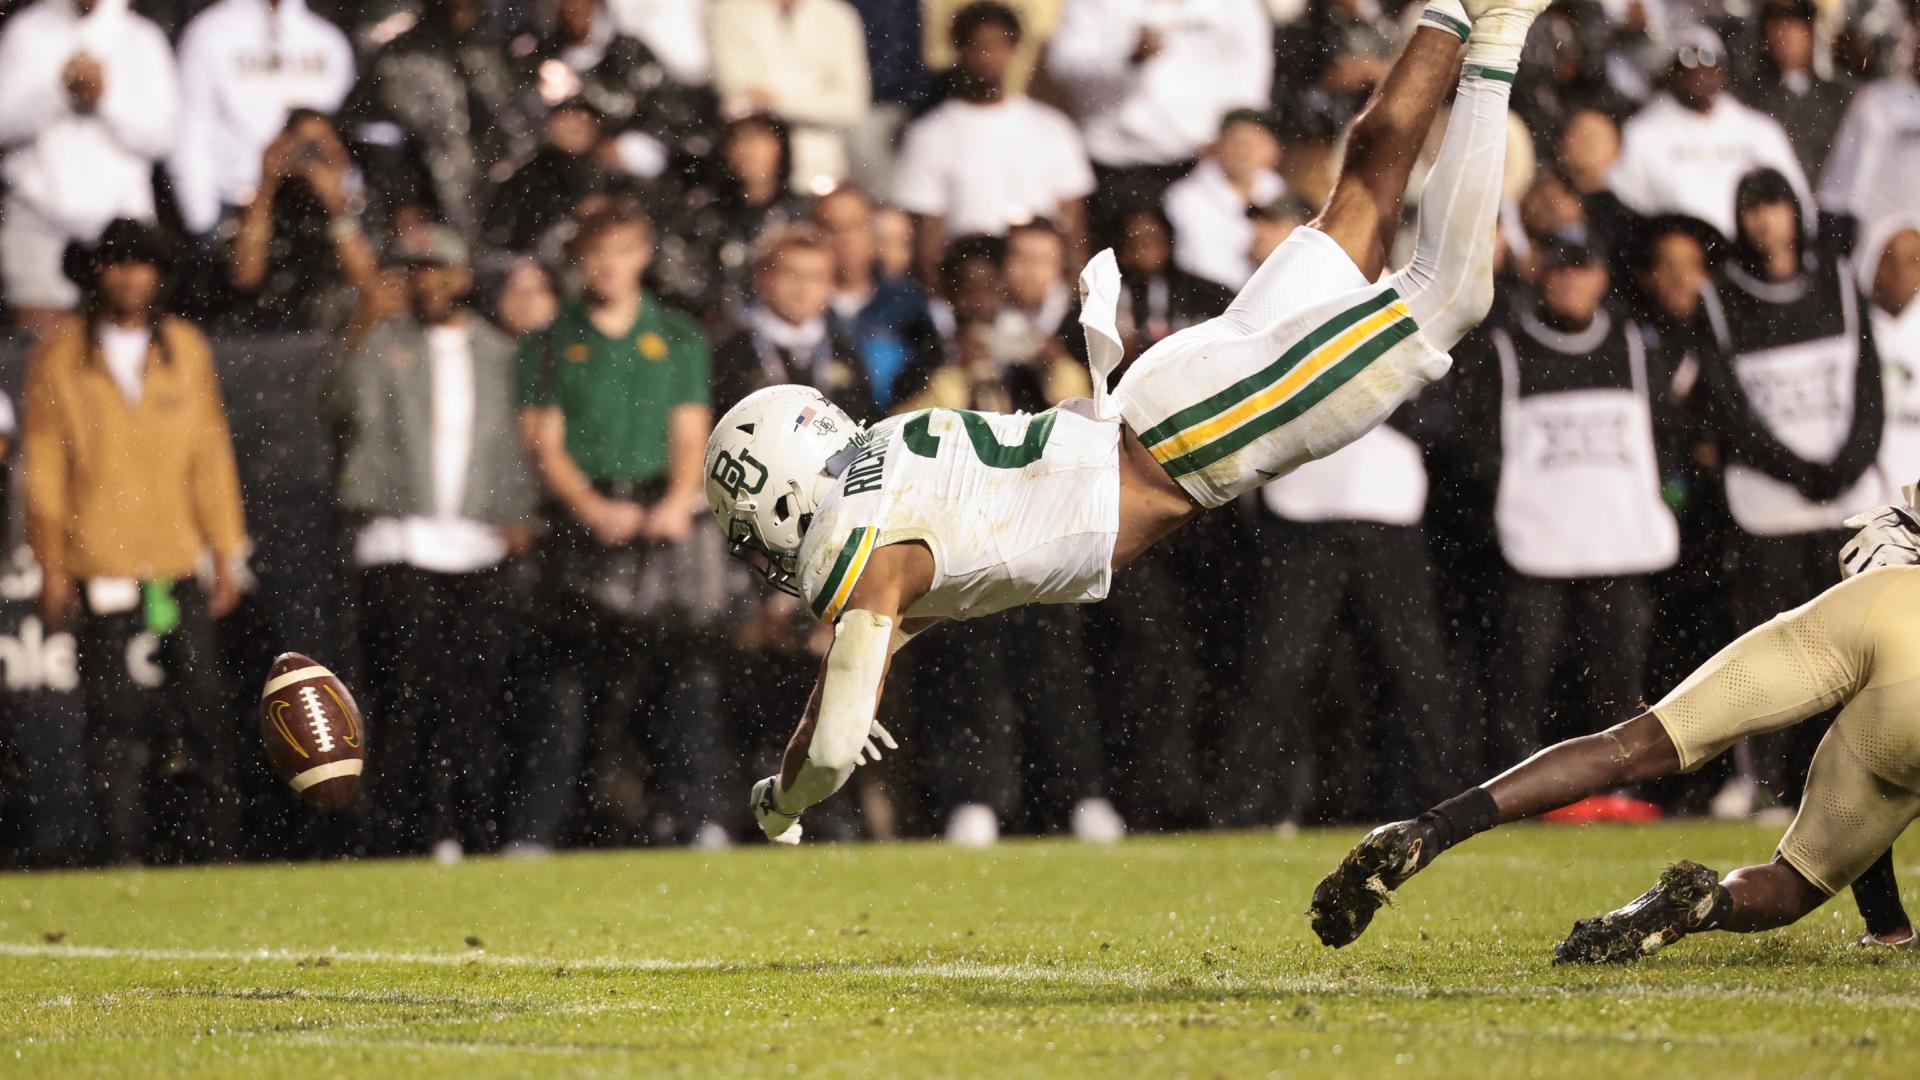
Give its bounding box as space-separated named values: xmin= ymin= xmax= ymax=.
xmin=795 ymin=403 xmax=1122 ymax=623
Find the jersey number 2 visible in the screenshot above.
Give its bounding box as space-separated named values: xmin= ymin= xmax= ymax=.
xmin=903 ymin=410 xmax=1056 ymax=469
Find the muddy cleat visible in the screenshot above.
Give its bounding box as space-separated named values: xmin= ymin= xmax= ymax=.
xmin=1553 ymin=860 xmax=1722 ymax=965
xmin=1309 ymin=818 xmax=1437 ymax=948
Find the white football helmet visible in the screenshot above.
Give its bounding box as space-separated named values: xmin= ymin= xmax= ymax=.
xmin=705 ymin=385 xmax=863 ymax=594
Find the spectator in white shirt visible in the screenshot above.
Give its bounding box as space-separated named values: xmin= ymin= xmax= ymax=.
xmin=1820 ymin=44 xmax=1920 ymax=238
xmin=1163 ymin=108 xmax=1286 ymax=290
xmin=1047 ymin=0 xmax=1272 ymax=235
xmin=709 ymin=0 xmax=870 ymax=191
xmin=893 ymin=1 xmax=1094 ymax=284
xmin=0 ymin=0 xmax=177 ymax=335
xmin=166 ymin=0 xmax=355 ymax=237
xmin=1606 ymin=25 xmax=1812 ymax=240
xmin=607 ymin=0 xmax=712 ymax=84
xmin=330 ymin=226 xmax=538 ymax=862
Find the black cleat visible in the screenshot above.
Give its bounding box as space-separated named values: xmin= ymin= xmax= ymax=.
xmin=1309 ymin=818 xmax=1437 ymax=948
xmin=1553 ymin=860 xmax=1722 ymax=965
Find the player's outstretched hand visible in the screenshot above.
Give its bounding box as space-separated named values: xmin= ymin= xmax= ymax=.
xmin=751 ymin=776 xmax=803 ymax=845
xmin=858 ymin=720 xmax=899 ymax=765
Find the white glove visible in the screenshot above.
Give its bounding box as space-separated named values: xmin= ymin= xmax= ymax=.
xmin=856 ymin=720 xmax=899 ymax=765
xmin=1838 ymin=503 xmax=1920 ymax=578
xmin=750 ymin=776 xmax=803 ymax=845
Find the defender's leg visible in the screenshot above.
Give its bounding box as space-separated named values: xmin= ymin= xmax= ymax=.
xmin=1550 ymin=857 xmax=1830 ymax=964
xmin=1555 ymin=727 xmax=1920 ymax=962
xmin=1851 ymin=851 xmax=1914 ymax=944
xmin=1310 ymin=712 xmax=1678 ymax=947
xmin=1313 ymin=544 xmax=1875 ymax=948
xmin=1718 ymin=859 xmax=1832 ymax=933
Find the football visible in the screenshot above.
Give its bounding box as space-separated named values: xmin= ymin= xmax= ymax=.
xmin=258 ymin=652 xmax=365 ymax=811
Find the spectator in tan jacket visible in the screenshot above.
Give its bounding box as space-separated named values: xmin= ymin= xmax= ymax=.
xmin=709 ymin=0 xmax=871 ymax=190
xmin=22 ymin=219 xmax=248 ymax=865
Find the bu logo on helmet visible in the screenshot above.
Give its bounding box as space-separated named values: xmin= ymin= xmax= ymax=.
xmin=711 ymin=448 xmax=769 ymax=497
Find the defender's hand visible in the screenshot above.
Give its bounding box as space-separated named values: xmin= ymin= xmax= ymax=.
xmin=1839 ymin=504 xmax=1920 ymax=578
xmin=751 ymin=776 xmax=803 ymax=845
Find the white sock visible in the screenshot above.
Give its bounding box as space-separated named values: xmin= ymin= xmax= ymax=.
xmin=1418 ymin=0 xmax=1472 ymax=42
xmin=1465 ymin=8 xmax=1538 ymax=72
xmin=1391 ymin=68 xmax=1515 ymax=351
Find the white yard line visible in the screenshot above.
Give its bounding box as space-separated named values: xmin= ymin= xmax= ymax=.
xmin=0 ymin=941 xmax=719 ymax=972
xmin=4 ymin=941 xmax=1919 ymax=1009
xmin=0 ymin=942 xmax=1132 ymax=984
xmin=0 ymin=942 xmax=1199 ymax=991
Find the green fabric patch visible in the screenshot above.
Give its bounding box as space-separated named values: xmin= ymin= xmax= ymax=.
xmin=143 ymin=579 xmax=180 ymax=637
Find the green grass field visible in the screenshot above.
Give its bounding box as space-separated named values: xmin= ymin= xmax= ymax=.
xmin=2 ymin=823 xmax=1917 ymax=1078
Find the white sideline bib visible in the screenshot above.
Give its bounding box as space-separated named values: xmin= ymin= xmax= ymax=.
xmin=1492 ymin=322 xmax=1679 ymax=578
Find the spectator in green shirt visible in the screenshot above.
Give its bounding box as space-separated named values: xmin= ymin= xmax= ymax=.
xmin=510 ymin=199 xmax=736 ymax=851
xmin=517 ymin=202 xmax=712 ymax=541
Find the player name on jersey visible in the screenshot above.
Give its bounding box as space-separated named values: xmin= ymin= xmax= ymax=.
xmin=842 ymin=435 xmax=887 ymax=497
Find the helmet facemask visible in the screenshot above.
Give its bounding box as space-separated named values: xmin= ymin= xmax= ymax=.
xmin=723 ymin=478 xmax=820 ymax=596
xmin=705 ymin=385 xmax=866 ymax=599
xmin=726 ymin=517 xmax=804 ymax=597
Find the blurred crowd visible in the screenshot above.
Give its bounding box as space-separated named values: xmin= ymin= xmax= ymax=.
xmin=6 ymin=0 xmax=1920 ymax=866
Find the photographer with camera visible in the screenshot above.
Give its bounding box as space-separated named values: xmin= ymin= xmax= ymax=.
xmin=224 ymin=111 xmax=382 ymax=336
xmin=165 ymin=0 xmax=354 ymax=239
